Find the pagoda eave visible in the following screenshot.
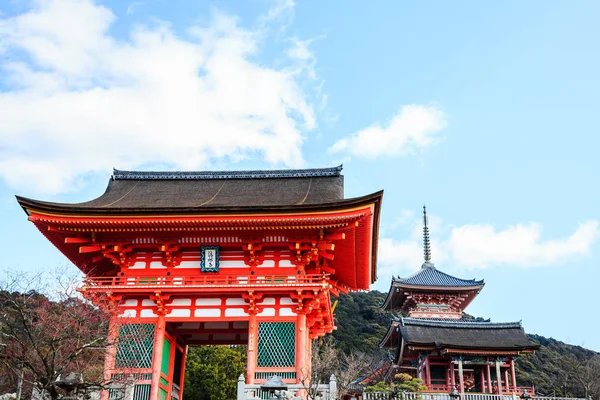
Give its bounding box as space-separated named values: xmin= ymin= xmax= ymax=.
xmin=440 ymin=348 xmax=537 ymax=356
xmin=378 ymin=321 xmax=401 ymax=349
xmin=390 ymin=283 xmax=485 ymax=292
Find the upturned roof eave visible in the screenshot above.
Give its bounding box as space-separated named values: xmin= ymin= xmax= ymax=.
xmin=378 ymin=321 xmax=400 ymax=348
xmin=438 ymin=343 xmax=541 ymax=351
xmin=401 ymin=332 xmax=541 ymax=351
xmin=15 ymin=190 xmax=384 ymax=217
xmin=404 ymin=341 xmax=540 ymax=352
xmin=390 ymin=281 xmax=485 ymax=291
xmin=379 ymin=280 xmax=399 ymax=310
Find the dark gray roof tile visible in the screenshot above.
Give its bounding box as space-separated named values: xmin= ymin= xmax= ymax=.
xmin=394 ymin=265 xmax=484 ymax=287
xmin=112 ymin=165 xmax=343 ymax=180
xmin=399 ymin=317 xmax=539 ymax=350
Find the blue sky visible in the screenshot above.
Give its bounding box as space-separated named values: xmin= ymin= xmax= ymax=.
xmin=0 ymin=0 xmax=599 ymax=351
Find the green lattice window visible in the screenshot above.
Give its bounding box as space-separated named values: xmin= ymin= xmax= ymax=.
xmin=257 ymin=322 xmax=295 ymax=367
xmin=115 ymin=324 xmax=155 ymax=369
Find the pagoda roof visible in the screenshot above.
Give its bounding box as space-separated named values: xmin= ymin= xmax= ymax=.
xmin=394 ymin=264 xmax=484 ymax=288
xmin=380 ymin=317 xmax=540 ymax=361
xmin=17 ymin=166 xmax=354 ymax=214
xmin=380 ymin=265 xmax=484 ymax=312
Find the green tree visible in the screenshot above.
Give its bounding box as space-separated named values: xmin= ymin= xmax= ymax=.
xmin=363 ymin=374 xmax=426 ymax=394
xmin=392 ymin=373 xmax=427 ymax=393
xmin=364 ymin=382 xmax=392 ymax=393
xmin=184 ymin=346 xmax=247 ymax=400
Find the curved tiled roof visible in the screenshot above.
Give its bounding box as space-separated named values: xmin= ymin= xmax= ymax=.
xmin=398 ymin=317 xmax=539 ymax=351
xmin=16 ymin=166 xmax=350 ymax=210
xmin=393 ymin=264 xmax=484 ymax=287
xmin=380 ymin=317 xmax=540 ymax=359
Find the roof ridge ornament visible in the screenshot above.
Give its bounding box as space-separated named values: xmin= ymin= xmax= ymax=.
xmin=422 ymin=205 xmax=435 ymax=269
xmin=111 ymin=165 xmax=343 ymax=180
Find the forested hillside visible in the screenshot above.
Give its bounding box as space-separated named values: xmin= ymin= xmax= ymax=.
xmin=332 ymin=291 xmax=600 ymax=398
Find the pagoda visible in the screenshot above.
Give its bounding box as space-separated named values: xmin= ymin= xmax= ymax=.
xmin=17 ymin=166 xmax=383 ymax=400
xmin=379 ymin=207 xmax=539 ymax=395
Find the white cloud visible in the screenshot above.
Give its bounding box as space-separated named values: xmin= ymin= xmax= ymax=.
xmin=447 ymin=220 xmax=599 ymax=268
xmin=377 ymin=217 xmax=599 ymax=278
xmin=377 ymin=237 xmax=425 ymax=278
xmin=0 ymin=0 xmax=317 ymax=194
xmin=261 ymin=0 xmax=295 ymax=25
xmin=329 ymin=105 xmax=447 ymax=158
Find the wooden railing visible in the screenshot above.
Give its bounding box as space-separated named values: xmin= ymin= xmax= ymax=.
xmin=363 ymin=393 xmax=586 ymax=400
xmin=81 ymin=274 xmax=329 ymax=292
xmin=423 ymin=386 xmax=536 ymax=395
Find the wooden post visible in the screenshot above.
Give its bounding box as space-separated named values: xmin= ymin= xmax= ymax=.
xmin=510 ymin=358 xmax=517 ymax=391
xmin=450 ymin=362 xmax=456 ymax=390
xmin=100 ymin=314 xmax=119 ymax=400
xmin=296 ymin=312 xmax=308 ymax=383
xmin=480 ymin=368 xmax=486 ymax=393
xmin=247 ymin=312 xmax=258 ymax=384
xmin=495 ymin=358 xmax=503 ymax=394
xmin=179 ymin=345 xmax=188 ymax=400
xmin=504 ymin=370 xmax=510 ymax=392
xmin=166 ymin=334 xmax=177 ymax=400
xmin=425 ymin=355 xmax=432 ymax=388
xmin=458 ymin=358 xmax=465 ymax=395
xmin=150 ymin=314 xmax=166 ymax=400
xmin=486 ymin=362 xmax=492 ymax=393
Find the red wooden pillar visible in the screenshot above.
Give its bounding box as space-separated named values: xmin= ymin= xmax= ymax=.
xmin=480 ymin=368 xmax=486 ymax=393
xmin=247 ymin=311 xmax=258 ymax=384
xmin=504 ymin=370 xmax=510 ymax=392
xmin=425 ymin=355 xmax=432 ymax=388
xmin=510 ymin=358 xmax=517 ymax=391
xmin=100 ymin=313 xmax=119 ymax=400
xmin=179 ymin=345 xmax=188 ymax=400
xmin=450 ymin=362 xmax=456 ymax=390
xmin=296 ymin=312 xmax=309 ymax=383
xmin=150 ymin=313 xmax=167 ymax=400
xmin=166 ymin=334 xmax=178 ymax=400
xmin=458 ymin=358 xmax=465 ymax=395
xmin=446 ymin=364 xmax=451 ymax=389
xmin=486 ymin=362 xmax=492 ymax=393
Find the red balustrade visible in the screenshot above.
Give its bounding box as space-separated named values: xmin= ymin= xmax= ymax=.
xmin=80 ymin=274 xmax=330 ymax=293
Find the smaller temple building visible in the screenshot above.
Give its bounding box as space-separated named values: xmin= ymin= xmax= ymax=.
xmin=379 ymin=207 xmax=539 ymax=395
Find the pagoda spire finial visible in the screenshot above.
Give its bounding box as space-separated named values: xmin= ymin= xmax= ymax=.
xmin=422 ymin=205 xmax=434 ymax=268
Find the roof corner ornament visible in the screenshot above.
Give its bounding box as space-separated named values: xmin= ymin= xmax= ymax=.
xmin=422 ymin=205 xmax=434 ymax=269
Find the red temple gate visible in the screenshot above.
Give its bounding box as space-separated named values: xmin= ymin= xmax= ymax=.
xmin=17 ymin=166 xmax=383 ymax=400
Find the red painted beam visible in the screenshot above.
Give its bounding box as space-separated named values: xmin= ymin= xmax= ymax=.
xmin=79 ymin=245 xmax=102 ymax=253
